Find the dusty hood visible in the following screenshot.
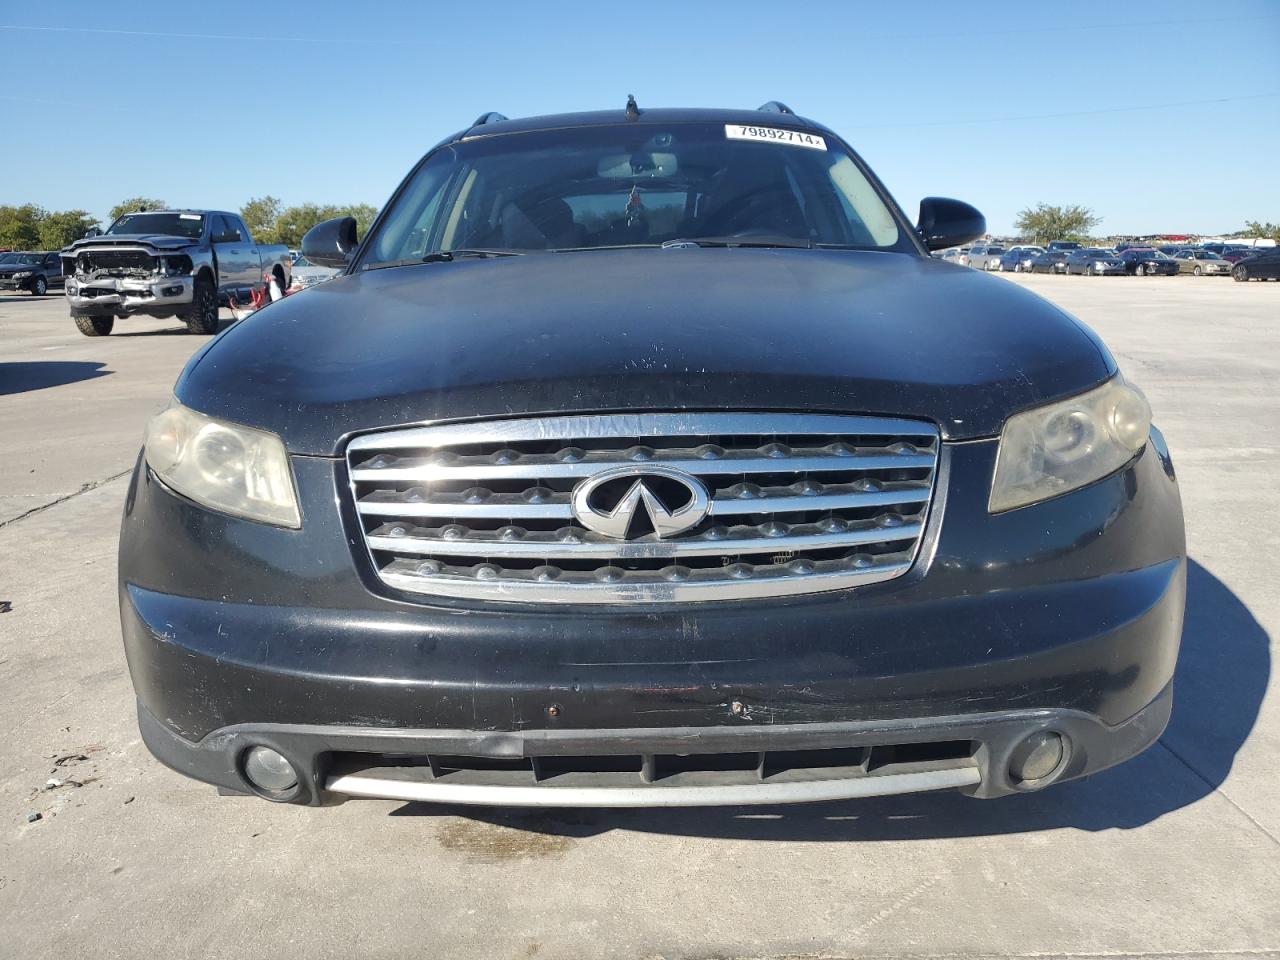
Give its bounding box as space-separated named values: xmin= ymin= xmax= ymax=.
xmin=64 ymin=234 xmax=198 ymax=252
xmin=177 ymin=248 xmax=1116 ymax=454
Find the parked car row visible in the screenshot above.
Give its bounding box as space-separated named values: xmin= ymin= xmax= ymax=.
xmin=940 ymin=240 xmax=1280 ymax=281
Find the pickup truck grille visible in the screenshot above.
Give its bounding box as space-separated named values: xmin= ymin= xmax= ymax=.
xmin=346 ymin=413 xmax=940 ymax=603
xmin=75 ymin=249 xmax=156 ymax=276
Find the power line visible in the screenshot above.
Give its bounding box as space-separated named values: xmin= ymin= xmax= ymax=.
xmin=851 ymin=91 xmax=1280 ymax=130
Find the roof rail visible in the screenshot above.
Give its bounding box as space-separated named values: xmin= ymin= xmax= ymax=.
xmin=757 ymin=101 xmax=795 ymax=115
xmin=472 ymin=111 xmax=509 ymax=127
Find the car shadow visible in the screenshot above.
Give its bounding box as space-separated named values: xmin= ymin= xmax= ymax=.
xmin=0 ymin=293 xmax=62 ymax=303
xmin=109 ymin=312 xmax=231 ymax=337
xmin=0 ymin=360 xmax=111 ymax=395
xmin=388 ymin=558 xmax=1268 ymax=839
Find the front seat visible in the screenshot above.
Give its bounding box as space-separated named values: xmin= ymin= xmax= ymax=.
xmin=500 ymin=197 xmax=585 ymax=249
xmin=696 ymin=157 xmax=810 ymax=239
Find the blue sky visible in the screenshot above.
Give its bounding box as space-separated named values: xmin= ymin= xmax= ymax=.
xmin=2 ymin=1 xmax=1277 ymax=235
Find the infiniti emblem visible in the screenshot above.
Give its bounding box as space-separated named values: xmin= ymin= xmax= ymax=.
xmin=571 ymin=466 xmax=710 ymax=540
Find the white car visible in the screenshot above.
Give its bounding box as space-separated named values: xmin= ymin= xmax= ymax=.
xmin=288 ymin=255 xmax=340 ymax=293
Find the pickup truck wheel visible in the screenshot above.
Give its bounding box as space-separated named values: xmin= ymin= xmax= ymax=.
xmin=32 ymin=276 xmax=47 ymax=296
xmin=74 ymin=314 xmax=114 ymax=337
xmin=182 ymin=276 xmax=219 ymax=334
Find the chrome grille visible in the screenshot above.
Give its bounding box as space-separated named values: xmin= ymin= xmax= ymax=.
xmin=346 ymin=413 xmax=940 ymax=603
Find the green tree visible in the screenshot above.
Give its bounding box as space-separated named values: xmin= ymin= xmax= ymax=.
xmin=274 ymin=202 xmax=378 ymax=248
xmin=0 ymin=204 xmax=48 ymax=250
xmin=1240 ymin=220 xmax=1280 ymax=242
xmin=39 ymin=210 xmax=99 ymax=250
xmin=240 ymin=195 xmax=282 ymax=244
xmin=1014 ymin=203 xmax=1103 ymax=245
xmin=108 ymin=197 xmax=167 ymax=221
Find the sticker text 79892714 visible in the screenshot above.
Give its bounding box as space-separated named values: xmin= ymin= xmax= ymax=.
xmin=725 ymin=124 xmax=827 ymax=150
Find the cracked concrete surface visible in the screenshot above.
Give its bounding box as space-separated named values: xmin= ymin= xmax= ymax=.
xmin=1 ymin=277 xmax=1278 ymax=959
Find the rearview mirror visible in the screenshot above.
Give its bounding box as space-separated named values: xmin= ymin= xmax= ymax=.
xmin=916 ymin=197 xmax=986 ymax=252
xmin=301 ymin=217 xmax=358 ymax=269
xmin=597 ymin=152 xmax=679 ymax=179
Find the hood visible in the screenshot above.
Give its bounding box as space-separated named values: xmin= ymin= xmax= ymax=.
xmin=64 ymin=233 xmax=198 ymax=252
xmin=177 ymin=249 xmax=1116 ymax=455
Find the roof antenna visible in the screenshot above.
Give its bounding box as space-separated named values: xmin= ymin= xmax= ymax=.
xmin=625 ymin=94 xmax=640 ymax=121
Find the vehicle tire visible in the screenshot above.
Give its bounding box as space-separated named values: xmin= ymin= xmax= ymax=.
xmin=32 ymin=276 xmax=47 ymax=296
xmin=181 ymin=275 xmax=219 ymax=334
xmin=1234 ymin=265 xmax=1248 ymax=282
xmin=74 ymin=314 xmax=114 ymax=337
xmin=1193 ymin=266 xmax=1202 ymax=277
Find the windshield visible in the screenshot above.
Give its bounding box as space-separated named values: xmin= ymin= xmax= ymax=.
xmin=106 ymin=212 xmax=204 ymax=239
xmin=5 ymin=253 xmax=44 ymax=265
xmin=1197 ymin=251 xmax=1222 ymax=260
xmin=363 ymin=122 xmax=908 ymax=266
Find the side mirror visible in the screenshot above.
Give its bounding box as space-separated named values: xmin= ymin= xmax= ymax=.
xmin=301 ymin=217 xmax=358 ymax=269
xmin=212 ymin=231 xmax=238 ymax=244
xmin=916 ymin=197 xmax=986 ymax=252
xmin=83 ymin=227 xmax=102 ymax=239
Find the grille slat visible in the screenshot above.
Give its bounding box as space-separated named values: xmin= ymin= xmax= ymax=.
xmin=350 ymin=450 xmax=935 ymax=483
xmin=367 ymin=521 xmax=923 ymax=559
xmin=346 ymin=413 xmax=940 ymax=603
xmin=355 ymin=484 xmax=931 ymax=519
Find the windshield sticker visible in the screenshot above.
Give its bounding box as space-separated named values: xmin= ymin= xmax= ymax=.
xmin=179 ymin=214 xmax=202 ymax=220
xmin=725 ymin=124 xmax=826 ymax=150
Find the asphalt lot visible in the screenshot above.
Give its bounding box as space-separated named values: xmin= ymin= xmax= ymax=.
xmin=2 ymin=275 xmax=1279 ymax=960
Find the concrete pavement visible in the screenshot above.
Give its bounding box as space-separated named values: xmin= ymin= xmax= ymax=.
xmin=1 ymin=276 xmax=1278 ymax=959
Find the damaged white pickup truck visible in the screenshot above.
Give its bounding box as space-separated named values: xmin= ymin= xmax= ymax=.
xmin=62 ymin=209 xmax=291 ymax=336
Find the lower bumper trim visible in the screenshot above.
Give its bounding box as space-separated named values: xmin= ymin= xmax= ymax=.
xmin=137 ymin=682 xmax=1171 ymax=806
xmin=325 ymin=765 xmax=982 ymax=807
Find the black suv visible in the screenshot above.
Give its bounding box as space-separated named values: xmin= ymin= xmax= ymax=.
xmin=120 ymin=102 xmax=1185 ymax=807
xmin=0 ymin=251 xmax=63 ymax=295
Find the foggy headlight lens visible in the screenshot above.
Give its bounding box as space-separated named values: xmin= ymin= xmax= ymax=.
xmin=13 ymin=271 xmax=32 ymax=279
xmin=144 ymin=402 xmax=300 ymax=527
xmin=989 ymin=378 xmax=1151 ymax=512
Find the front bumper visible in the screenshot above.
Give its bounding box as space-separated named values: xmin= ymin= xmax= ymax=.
xmin=137 ymin=684 xmax=1172 ymax=806
xmin=67 ymin=274 xmax=192 ymax=313
xmin=119 ymin=431 xmax=1186 ymax=805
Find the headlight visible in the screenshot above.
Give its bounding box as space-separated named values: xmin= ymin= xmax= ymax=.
xmin=13 ymin=271 xmax=32 ymax=279
xmin=144 ymin=402 xmax=300 ymax=527
xmin=989 ymin=378 xmax=1151 ymax=513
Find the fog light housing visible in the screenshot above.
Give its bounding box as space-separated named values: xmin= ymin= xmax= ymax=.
xmin=1008 ymin=731 xmax=1066 ymax=787
xmin=242 ymin=746 xmax=298 ymax=795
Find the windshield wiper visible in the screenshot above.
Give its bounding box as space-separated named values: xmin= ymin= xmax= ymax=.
xmin=364 ymin=249 xmax=524 ymax=271
xmin=422 ymin=248 xmax=524 ymax=262
xmin=661 ymin=236 xmax=813 ymax=249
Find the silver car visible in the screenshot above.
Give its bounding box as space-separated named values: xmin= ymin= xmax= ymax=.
xmin=1172 ymin=249 xmax=1231 ymax=276
xmin=966 ymin=244 xmax=1008 ymax=271
xmin=287 ymin=255 xmax=340 ymax=292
